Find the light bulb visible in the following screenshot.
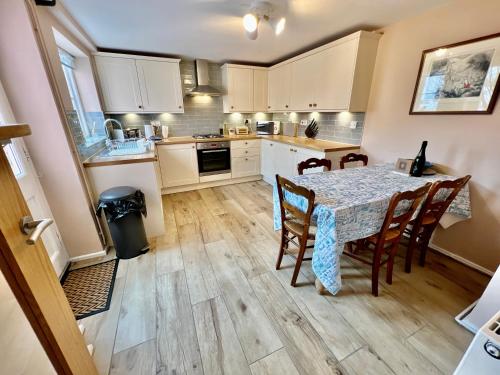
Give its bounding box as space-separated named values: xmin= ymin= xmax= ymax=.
xmin=274 ymin=17 xmax=286 ymax=35
xmin=246 ymin=28 xmax=258 ymax=40
xmin=243 ymin=13 xmax=258 ymax=32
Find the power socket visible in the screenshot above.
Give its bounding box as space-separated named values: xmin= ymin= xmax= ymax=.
xmin=349 ymin=121 xmax=358 ymax=129
xmin=300 ymin=120 xmax=308 ymax=126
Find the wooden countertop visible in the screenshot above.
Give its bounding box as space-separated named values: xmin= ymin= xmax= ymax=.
xmin=83 ymin=149 xmax=157 ymax=168
xmin=156 ymin=134 xmax=359 ymax=152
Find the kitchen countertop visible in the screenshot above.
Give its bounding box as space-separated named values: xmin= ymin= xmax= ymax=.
xmin=156 ymin=134 xmax=359 ymax=152
xmin=83 ymin=149 xmax=157 ymax=168
xmin=83 ymin=135 xmax=359 ymax=167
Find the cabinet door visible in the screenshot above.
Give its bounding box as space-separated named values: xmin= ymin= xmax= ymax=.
xmin=95 ymin=56 xmax=143 ymax=112
xmin=316 ymin=39 xmax=357 ymax=111
xmin=294 ymin=147 xmax=326 ymax=174
xmin=253 ymin=69 xmax=268 ymax=112
xmin=227 ymin=67 xmax=253 ymax=112
xmin=232 ymin=156 xmax=260 ymax=178
xmin=157 ymin=144 xmax=199 ymax=188
xmin=290 ymin=54 xmax=320 ymax=111
xmin=274 ymin=142 xmax=296 ymax=177
xmin=268 ymin=64 xmax=291 ymax=111
xmin=260 ymin=140 xmax=275 ymax=183
xmin=136 ymin=59 xmax=184 ymax=113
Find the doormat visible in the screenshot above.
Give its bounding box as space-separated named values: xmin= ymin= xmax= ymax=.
xmin=61 ymin=259 xmax=119 ymax=320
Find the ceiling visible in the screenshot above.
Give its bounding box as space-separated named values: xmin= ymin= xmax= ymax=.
xmin=60 ymin=0 xmax=448 ymax=64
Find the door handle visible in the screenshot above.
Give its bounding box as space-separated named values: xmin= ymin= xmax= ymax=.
xmin=20 ymin=216 xmax=54 ymax=245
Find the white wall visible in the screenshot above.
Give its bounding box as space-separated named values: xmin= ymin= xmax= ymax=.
xmin=362 ymin=0 xmax=500 ymax=271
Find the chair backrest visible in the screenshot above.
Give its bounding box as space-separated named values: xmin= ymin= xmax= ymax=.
xmin=414 ymin=175 xmax=471 ymax=228
xmin=340 ymin=153 xmax=368 ymax=169
xmin=378 ymin=183 xmax=432 ymax=244
xmin=297 ymin=158 xmax=332 ymax=175
xmin=275 ymin=175 xmax=315 ymax=231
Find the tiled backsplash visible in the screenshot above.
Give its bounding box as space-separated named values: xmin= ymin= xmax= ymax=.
xmin=107 ymin=61 xmax=364 ymax=144
xmin=66 ymin=110 xmax=107 ymax=161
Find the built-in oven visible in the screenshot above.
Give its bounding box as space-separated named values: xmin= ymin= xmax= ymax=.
xmin=197 ymin=141 xmax=231 ymax=176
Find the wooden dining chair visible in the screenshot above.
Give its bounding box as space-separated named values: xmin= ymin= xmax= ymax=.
xmin=340 ymin=153 xmax=368 ymax=169
xmin=345 ymin=183 xmax=431 ymax=296
xmin=297 ymin=158 xmax=332 ymax=175
xmin=275 ymin=174 xmax=316 ymax=286
xmin=403 ymin=175 xmax=471 ymax=273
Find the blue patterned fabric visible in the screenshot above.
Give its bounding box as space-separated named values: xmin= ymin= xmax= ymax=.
xmin=273 ymin=164 xmax=471 ymax=295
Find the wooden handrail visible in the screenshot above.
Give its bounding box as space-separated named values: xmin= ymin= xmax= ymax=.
xmin=0 ymin=124 xmax=31 ymax=141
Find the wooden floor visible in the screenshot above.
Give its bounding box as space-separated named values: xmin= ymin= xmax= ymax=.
xmin=77 ymin=181 xmax=490 ymax=375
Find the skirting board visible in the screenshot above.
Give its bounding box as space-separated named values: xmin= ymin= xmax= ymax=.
xmin=162 ymin=175 xmax=262 ymax=194
xmin=428 ymin=241 xmax=494 ymax=277
xmin=69 ymin=249 xmax=107 ymax=263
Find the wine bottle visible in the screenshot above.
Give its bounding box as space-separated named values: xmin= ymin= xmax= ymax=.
xmin=410 ymin=141 xmax=427 ymax=177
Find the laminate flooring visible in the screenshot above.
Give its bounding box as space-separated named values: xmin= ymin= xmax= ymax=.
xmin=77 ymin=181 xmax=490 ymax=375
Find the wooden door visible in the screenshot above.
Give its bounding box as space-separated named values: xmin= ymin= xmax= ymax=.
xmin=316 ymin=40 xmax=358 ymax=111
xmin=136 ymin=59 xmax=184 ymax=113
xmin=94 ymin=56 xmax=143 ymax=113
xmin=157 ymin=143 xmax=199 ymax=188
xmin=0 ymin=125 xmax=97 ymax=375
xmin=228 ymin=67 xmax=254 ymax=112
xmin=253 ymin=69 xmax=268 ymax=112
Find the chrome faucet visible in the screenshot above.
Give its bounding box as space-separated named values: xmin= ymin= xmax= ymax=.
xmin=103 ymin=118 xmax=123 ymax=146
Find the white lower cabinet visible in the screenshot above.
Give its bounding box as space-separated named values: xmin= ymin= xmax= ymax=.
xmin=231 ymin=140 xmax=261 ymax=178
xmin=157 ymin=143 xmax=199 ymax=188
xmin=261 ymin=139 xmax=359 ymax=184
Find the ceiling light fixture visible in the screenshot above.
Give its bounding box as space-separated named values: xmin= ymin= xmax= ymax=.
xmin=242 ymin=1 xmax=286 ymax=40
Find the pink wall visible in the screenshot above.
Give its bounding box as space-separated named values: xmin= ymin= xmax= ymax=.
xmin=362 ymin=0 xmax=500 ymax=271
xmin=0 ymin=0 xmax=103 ymax=258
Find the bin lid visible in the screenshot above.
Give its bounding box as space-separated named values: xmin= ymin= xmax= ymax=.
xmin=99 ymin=186 xmax=137 ymax=202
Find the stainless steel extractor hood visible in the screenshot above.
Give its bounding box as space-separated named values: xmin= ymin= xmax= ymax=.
xmin=187 ymin=59 xmax=221 ymax=96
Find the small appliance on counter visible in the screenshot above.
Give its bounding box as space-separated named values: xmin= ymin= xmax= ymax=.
xmin=256 ymin=121 xmax=280 ymax=135
xmin=236 ymin=126 xmax=249 ymax=135
xmin=161 ymin=125 xmax=169 ymax=139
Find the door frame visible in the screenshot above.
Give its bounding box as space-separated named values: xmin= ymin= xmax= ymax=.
xmin=0 ymin=124 xmax=97 ymax=374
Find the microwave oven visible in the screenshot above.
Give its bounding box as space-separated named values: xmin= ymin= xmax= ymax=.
xmin=256 ymin=121 xmax=280 ymax=135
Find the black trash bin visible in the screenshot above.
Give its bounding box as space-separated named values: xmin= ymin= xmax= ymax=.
xmin=96 ymin=186 xmax=149 ymax=259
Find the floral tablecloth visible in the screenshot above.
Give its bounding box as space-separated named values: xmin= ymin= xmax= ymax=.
xmin=273 ymin=164 xmax=471 ymax=295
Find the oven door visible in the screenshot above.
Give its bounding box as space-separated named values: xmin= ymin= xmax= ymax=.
xmin=197 ymin=147 xmax=231 ymax=176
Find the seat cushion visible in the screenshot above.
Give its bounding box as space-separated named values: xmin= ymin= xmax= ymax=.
xmin=283 ymin=215 xmax=317 ymax=239
xmin=367 ymin=228 xmax=401 ymax=244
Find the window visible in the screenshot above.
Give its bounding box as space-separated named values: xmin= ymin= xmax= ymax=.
xmin=58 ymin=48 xmax=93 ymax=141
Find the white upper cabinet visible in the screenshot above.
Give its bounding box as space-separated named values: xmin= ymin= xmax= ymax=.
xmin=94 ymin=53 xmax=184 ymax=113
xmin=221 ymin=65 xmax=268 ymax=113
xmin=136 ymin=59 xmax=184 ymax=113
xmin=253 ymin=69 xmax=268 ymax=112
xmin=268 ymin=63 xmax=291 ymax=112
xmin=272 ymin=31 xmax=381 ymax=112
xmin=94 ymin=56 xmax=143 ymax=113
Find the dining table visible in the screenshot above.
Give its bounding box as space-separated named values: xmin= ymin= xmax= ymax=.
xmin=272 ymin=163 xmax=472 ymax=295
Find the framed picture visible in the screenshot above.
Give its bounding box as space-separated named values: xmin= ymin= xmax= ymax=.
xmin=410 ymin=32 xmax=500 ymax=114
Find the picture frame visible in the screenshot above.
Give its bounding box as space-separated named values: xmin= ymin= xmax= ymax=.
xmin=394 ymin=158 xmax=413 ymax=175
xmin=410 ymin=32 xmax=500 ymax=114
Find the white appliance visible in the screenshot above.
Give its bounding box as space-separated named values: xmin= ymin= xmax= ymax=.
xmin=256 ymin=120 xmax=280 ymax=135
xmin=454 ymin=310 xmax=500 ymax=374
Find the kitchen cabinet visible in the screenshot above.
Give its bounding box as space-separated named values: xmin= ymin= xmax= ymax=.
xmin=221 ymin=65 xmax=268 ymax=113
xmin=272 ymin=31 xmax=381 ymax=112
xmin=94 ymin=53 xmax=183 ymax=114
xmin=253 ymin=69 xmax=268 ymax=112
xmin=267 ymin=64 xmax=291 ymax=112
xmin=231 ymin=140 xmax=260 ymax=178
xmin=260 ymin=139 xmax=359 ymax=184
xmin=157 ymin=143 xmax=199 ymax=188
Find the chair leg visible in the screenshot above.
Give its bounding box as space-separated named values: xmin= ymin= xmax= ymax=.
xmin=276 ymin=229 xmax=287 ymax=270
xmin=386 ymin=244 xmax=399 ymax=285
xmin=419 ymin=228 xmax=432 ymax=267
xmin=291 ymin=237 xmax=307 ymax=287
xmin=405 ymin=227 xmax=420 ymax=273
xmin=371 ymin=247 xmax=383 ymax=296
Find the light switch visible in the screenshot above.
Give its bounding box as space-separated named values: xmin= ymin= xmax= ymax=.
xmin=349 ymin=121 xmax=358 ymax=129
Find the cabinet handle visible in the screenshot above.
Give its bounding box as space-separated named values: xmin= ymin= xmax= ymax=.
xmin=285 ymin=105 xmax=289 ymax=108
xmin=245 ymin=158 xmax=248 ymax=161
xmin=313 ymin=103 xmax=317 ymax=107
xmin=192 ymin=145 xmax=195 ymax=149
xmin=270 ymin=143 xmax=273 ymax=146
xmin=268 ymin=105 xmax=271 ymax=109
xmin=289 ymin=148 xmax=293 ymax=152
xmin=245 ymin=150 xmax=248 ymax=153
xmin=178 ymin=105 xmax=182 ymax=109
xmin=309 ymin=104 xmax=312 ymax=107
xmin=138 ymin=105 xmax=143 ymax=109
xmin=231 ymin=106 xmax=234 ymax=109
